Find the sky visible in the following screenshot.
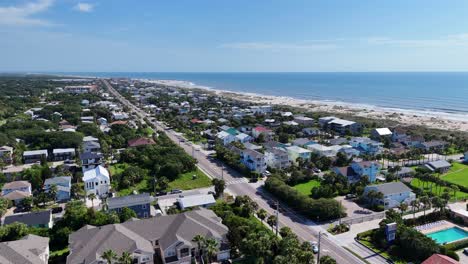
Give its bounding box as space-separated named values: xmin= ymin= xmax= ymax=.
xmin=2 ymin=0 xmax=468 ymax=72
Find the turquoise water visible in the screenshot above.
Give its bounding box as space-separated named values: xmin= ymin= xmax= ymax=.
xmin=426 ymin=227 xmax=468 ymax=244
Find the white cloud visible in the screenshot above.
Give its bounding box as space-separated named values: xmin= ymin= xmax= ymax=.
xmin=75 ymin=2 xmax=94 ymax=13
xmin=220 ymin=41 xmax=338 ymax=51
xmin=366 ymin=34 xmax=468 ymax=48
xmin=0 ymin=0 xmax=54 ymax=26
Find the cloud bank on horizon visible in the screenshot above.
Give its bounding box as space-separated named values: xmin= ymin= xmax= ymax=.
xmin=1 ymin=0 xmax=468 ymax=72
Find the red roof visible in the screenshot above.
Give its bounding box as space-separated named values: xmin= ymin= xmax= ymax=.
xmin=422 ymin=254 xmax=459 ymax=264
xmin=128 ymin=137 xmax=156 ymax=147
xmin=254 ymin=126 xmax=271 ymax=132
xmin=190 ymin=118 xmax=203 ymax=124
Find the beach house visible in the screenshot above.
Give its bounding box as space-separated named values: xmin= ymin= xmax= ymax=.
xmin=424 ymin=160 xmax=451 ymax=173
xmin=44 ymin=176 xmax=72 ymax=201
xmin=252 ymin=126 xmax=274 ymax=140
xmin=240 ymin=148 xmax=267 ymax=174
xmin=177 ymin=194 xmax=217 ymax=210
xmin=52 ymin=148 xmax=76 ymax=161
xmin=293 ymin=116 xmax=315 ymax=126
xmin=1 ymin=180 xmax=32 ymax=204
xmin=67 ymin=208 xmax=230 ymax=264
xmin=23 ymin=149 xmax=48 ymax=164
xmin=83 ymin=141 xmax=101 ymax=153
xmin=82 ymin=165 xmax=111 ymax=197
xmin=108 ymin=193 xmax=153 ymax=218
xmin=363 ymin=182 xmax=416 ymax=210
xmin=349 ymin=137 xmax=383 ymax=156
xmin=0 ymin=235 xmax=50 ymax=264
xmin=370 ymin=128 xmax=393 ymax=141
xmin=265 ymin=147 xmax=291 ymax=169
xmin=333 ymin=161 xmax=381 ymax=183
xmin=4 ymin=210 xmax=53 ymax=228
xmin=286 ymin=145 xmax=312 ymax=164
xmin=80 ymin=152 xmax=103 ymax=171
xmin=319 ymin=116 xmax=362 ymax=135
xmin=307 ymin=144 xmax=337 ymax=157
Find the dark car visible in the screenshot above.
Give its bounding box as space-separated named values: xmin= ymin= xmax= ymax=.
xmin=51 ymin=207 xmax=63 ymax=214
xmin=156 ymin=191 xmax=168 ymax=196
xmin=345 ymin=194 xmax=357 ymax=199
xmin=170 ymin=189 xmax=183 ymax=194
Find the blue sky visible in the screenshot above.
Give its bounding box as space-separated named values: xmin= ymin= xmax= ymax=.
xmin=2 ymin=0 xmax=468 ymax=72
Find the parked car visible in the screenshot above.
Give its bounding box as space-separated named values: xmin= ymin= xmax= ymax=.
xmin=170 ymin=189 xmax=183 ymax=194
xmin=156 ymin=191 xmax=167 ymax=196
xmin=208 ymin=191 xmax=216 ymax=195
xmin=51 ymin=207 xmax=63 ymax=214
xmin=312 ymin=168 xmax=321 ymax=173
xmin=310 ymin=242 xmax=319 ymax=254
xmin=345 ymin=194 xmax=357 ymax=199
xmin=463 ymin=248 xmax=468 ymax=255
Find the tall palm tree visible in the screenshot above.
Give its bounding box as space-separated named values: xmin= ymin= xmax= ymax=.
xmin=410 ymin=199 xmax=419 ymax=218
xmin=88 ymin=193 xmax=97 ymax=208
xmin=203 ymin=238 xmax=219 ymax=263
xmin=101 ymin=249 xmax=117 ymax=264
xmin=420 ymin=196 xmax=430 ymax=218
xmin=451 ymin=185 xmax=459 ymax=202
xmin=118 ymin=252 xmax=133 ymax=264
xmin=48 ymin=184 xmax=58 ymax=202
xmin=399 ymin=202 xmax=408 ymax=216
xmin=192 ymin=234 xmax=205 ymax=258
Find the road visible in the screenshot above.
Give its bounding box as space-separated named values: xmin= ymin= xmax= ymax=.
xmin=102 ymin=79 xmax=369 ymax=264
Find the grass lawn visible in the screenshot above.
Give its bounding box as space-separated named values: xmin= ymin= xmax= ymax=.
xmin=293 ymin=180 xmax=321 ymax=196
xmin=117 ymin=179 xmax=150 ymax=196
xmin=410 ymin=178 xmax=468 ymax=200
xmin=441 ymin=162 xmax=468 ymax=188
xmin=358 ymin=239 xmax=406 ymax=264
xmin=167 ymin=168 xmax=212 ymax=191
xmin=109 ymin=163 xmax=129 ymax=176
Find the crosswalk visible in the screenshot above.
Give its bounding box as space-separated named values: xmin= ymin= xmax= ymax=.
xmin=225 ymin=178 xmax=249 ymax=185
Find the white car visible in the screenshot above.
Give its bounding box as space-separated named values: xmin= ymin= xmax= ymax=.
xmin=310 ymin=241 xmax=319 ymax=254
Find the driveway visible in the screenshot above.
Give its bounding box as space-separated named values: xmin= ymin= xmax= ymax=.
xmin=335 ymin=196 xmax=373 ymax=219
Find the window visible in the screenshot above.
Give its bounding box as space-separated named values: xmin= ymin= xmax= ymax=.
xmin=142 ymin=204 xmax=146 ymax=209
xmin=180 ymin=248 xmax=190 ymax=258
xmin=95 ymin=182 xmax=98 ymax=186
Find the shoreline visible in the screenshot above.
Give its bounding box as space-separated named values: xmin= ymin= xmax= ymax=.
xmin=145 ymin=79 xmax=468 ymax=132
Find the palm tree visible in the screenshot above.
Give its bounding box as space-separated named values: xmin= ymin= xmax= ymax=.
xmin=451 ymin=185 xmax=459 ymax=202
xmin=399 ymin=202 xmax=408 ymax=216
xmin=118 ymin=252 xmax=133 ymax=264
xmin=267 ymin=215 xmax=277 ymax=231
xmin=257 ymin=209 xmax=267 ymax=223
xmin=420 ymin=196 xmax=430 ymax=218
xmin=203 ymin=238 xmax=219 ymax=263
xmin=192 ymin=234 xmax=205 ymax=258
xmin=410 ymin=198 xmax=419 ymax=218
xmin=48 ymin=184 xmax=58 ymax=202
xmin=101 ymin=249 xmax=117 ymax=264
xmin=88 ymin=193 xmax=97 ymax=208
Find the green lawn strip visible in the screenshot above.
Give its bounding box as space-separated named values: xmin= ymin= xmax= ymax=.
xmin=50 ymin=247 xmax=69 ymax=257
xmin=167 ymin=168 xmax=212 ymax=191
xmin=293 ymin=180 xmax=321 ymax=196
xmin=442 ymin=163 xmax=468 ymax=188
xmin=410 ymin=178 xmax=468 ymax=200
xmin=358 ymin=239 xmax=406 ymax=264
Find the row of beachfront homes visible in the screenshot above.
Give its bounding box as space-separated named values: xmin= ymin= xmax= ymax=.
xmin=0 ymin=146 xmax=78 ymax=165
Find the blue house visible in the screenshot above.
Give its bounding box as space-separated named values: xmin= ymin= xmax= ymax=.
xmin=44 ymin=176 xmax=72 ymax=201
xmin=349 ymin=137 xmax=383 ymax=156
xmin=107 ymin=193 xmax=153 ymax=218
xmin=333 ymin=161 xmax=381 ymax=183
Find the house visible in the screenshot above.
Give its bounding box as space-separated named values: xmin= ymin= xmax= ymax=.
xmin=44 ymin=176 xmax=72 ymax=201
xmin=108 ymin=193 xmax=153 ymax=218
xmin=404 ymin=135 xmax=425 ymax=148
xmin=83 ymin=136 xmax=99 ymax=143
xmin=4 ymin=210 xmax=53 ymax=228
xmin=421 ymin=254 xmax=459 ymax=264
xmin=128 ymin=137 xmax=156 ymax=147
xmin=82 ymin=141 xmax=101 ymax=153
xmin=216 ymin=131 xmax=236 ymax=146
xmin=333 ymin=161 xmax=381 ymax=183
xmin=177 ymin=194 xmax=216 ymax=210
xmin=0 ymin=234 xmax=50 ymax=264
xmin=286 ymin=145 xmax=312 ymax=164
xmin=328 ymin=137 xmax=348 ymax=145
xmin=391 ymin=127 xmax=408 ymax=143
xmin=370 ymin=128 xmax=393 ymax=141
xmin=97 ymin=117 xmax=107 ymax=125
xmin=64 ymin=85 xmax=97 ymax=93
xmin=67 ymin=208 xmax=230 ymax=264
xmin=424 ymin=160 xmax=451 ymax=173
xmin=339 ymin=145 xmax=361 ymax=158
xmin=319 ymin=116 xmax=361 ymax=135
xmin=240 ymin=149 xmax=267 ymax=174
xmin=393 ymin=167 xmax=414 ymax=178
xmin=243 ymin=142 xmax=262 ymax=151
xmin=0 ymin=146 xmax=13 ymax=164
xmin=307 ymin=144 xmax=337 ymax=157
xmin=250 ymin=105 xmax=272 ymax=114
xmin=235 ymin=133 xmax=253 ymax=143
xmin=80 ymin=116 xmax=94 ymax=123
xmin=293 ymin=116 xmax=314 ymax=126
xmin=112 ymin=111 xmax=129 ymax=120
xmin=265 ymin=148 xmax=291 ymax=169
xmin=52 ymin=148 xmax=76 ymax=161
xmin=252 ymin=126 xmax=274 ymax=140
xmin=283 ymin=121 xmax=299 ymax=126
xmin=2 ymin=180 xmax=32 ymax=204
xmin=23 ymin=149 xmax=48 ymax=164
xmin=349 ymin=137 xmax=383 ymax=155
xmin=80 ymin=152 xmax=103 ymax=171
xmin=363 ymin=182 xmax=416 ymax=210
xmin=417 ymin=140 xmax=448 ymax=152
xmin=82 ymin=165 xmax=110 ymax=197
xmin=292 ymin=138 xmax=317 ymax=148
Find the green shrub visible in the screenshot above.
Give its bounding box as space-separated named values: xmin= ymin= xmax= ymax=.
xmin=444 ymin=238 xmax=468 ymax=251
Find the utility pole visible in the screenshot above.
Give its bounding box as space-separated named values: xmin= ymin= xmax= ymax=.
xmin=221 ymin=166 xmax=224 ymax=181
xmin=275 ymin=200 xmax=279 ymax=236
xmin=317 ymin=231 xmax=322 ymax=264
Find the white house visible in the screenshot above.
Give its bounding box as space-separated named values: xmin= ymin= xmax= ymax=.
xmin=307 ymin=144 xmax=337 ymax=157
xmin=82 ymin=165 xmax=110 ymax=197
xmin=240 ymin=149 xmax=267 ymax=174
xmin=370 ymin=128 xmax=393 ymax=141
xmin=23 ymin=149 xmax=48 ymax=164
xmin=265 ymin=148 xmax=290 ymax=169
xmin=217 ymin=131 xmax=236 ymax=146
xmin=364 ymin=182 xmax=416 ymax=210
xmin=177 ymin=194 xmax=216 ymax=210
xmin=286 ymin=146 xmax=312 ymax=164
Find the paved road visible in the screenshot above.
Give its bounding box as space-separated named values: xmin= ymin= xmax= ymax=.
xmin=102 ymin=79 xmax=367 ymax=264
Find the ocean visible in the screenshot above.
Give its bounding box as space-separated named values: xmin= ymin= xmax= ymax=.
xmin=51 ymin=72 xmax=468 ymax=117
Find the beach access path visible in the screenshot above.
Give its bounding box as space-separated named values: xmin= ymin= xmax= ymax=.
xmin=102 ymin=79 xmax=368 ymax=264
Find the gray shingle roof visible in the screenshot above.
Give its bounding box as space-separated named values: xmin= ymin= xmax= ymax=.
xmin=107 ymin=193 xmax=153 ymax=210
xmin=4 ymin=210 xmax=51 ymax=227
xmin=370 ymin=182 xmax=412 ymax=195
xmin=0 ymin=235 xmax=49 ymax=264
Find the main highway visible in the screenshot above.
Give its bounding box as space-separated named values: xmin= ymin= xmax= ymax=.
xmin=102 ymin=79 xmax=368 ymax=264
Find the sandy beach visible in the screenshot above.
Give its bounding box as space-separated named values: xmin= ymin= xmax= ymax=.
xmin=147 ymin=79 xmax=468 ymax=132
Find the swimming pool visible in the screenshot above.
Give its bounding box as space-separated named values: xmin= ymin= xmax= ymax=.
xmin=426 ymin=227 xmax=468 ymax=244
